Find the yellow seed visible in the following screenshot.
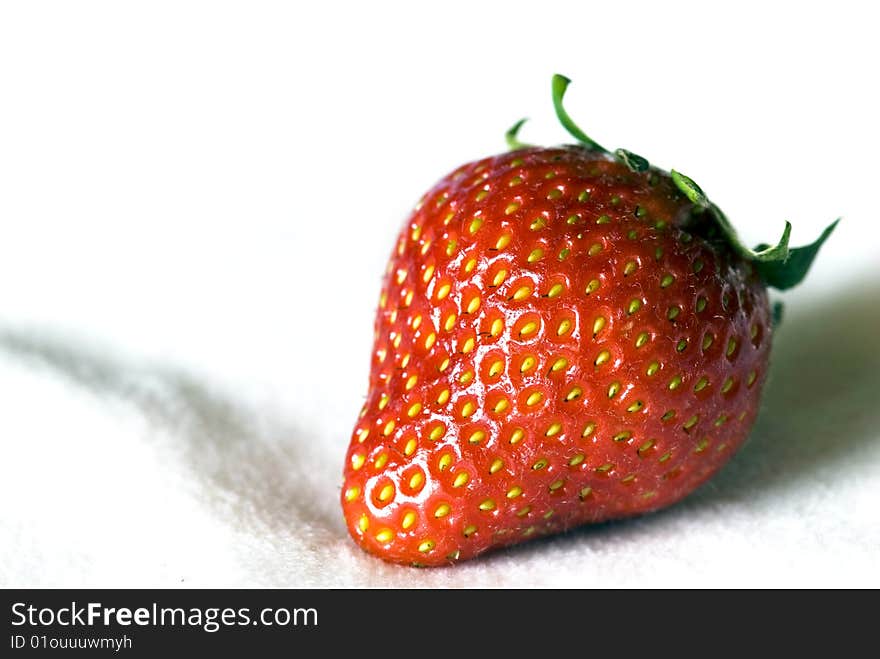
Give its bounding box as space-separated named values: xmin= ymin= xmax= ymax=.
xmin=379 ymin=291 xmax=388 ymax=309
xmin=444 ymin=314 xmax=456 ymax=331
xmin=468 ymin=218 xmax=483 ymax=234
xmin=435 ymin=388 xmax=450 ymax=405
xmin=527 ymin=248 xmax=544 ymax=262
xmin=464 ymin=258 xmax=477 ymax=273
xmin=436 ymin=283 xmax=451 ymax=301
xmin=446 ymin=239 xmax=457 ymax=256
xmin=532 ymin=458 xmax=548 ymax=470
xmin=628 ymin=299 xmax=642 ymax=314
xmin=438 ymin=357 xmax=450 ymax=372
xmin=579 ymin=487 xmax=593 ymax=500
xmin=490 ymin=318 xmax=504 ymax=337
xmin=392 ymin=334 xmax=402 ymax=349
xmin=434 ymin=503 xmax=451 ymax=518
xmin=557 ymin=319 xmax=572 ymax=335
xmin=412 ymin=314 xmax=423 ymax=330
xmin=569 ymin=453 xmax=585 ymax=467
xmin=374 ymin=453 xmax=389 ymax=469
xmin=526 ymin=391 xmax=543 ymax=406
xmin=466 ymin=296 xmax=481 ymax=314
xmin=608 ymin=381 xmax=621 ymax=398
xmin=479 ymin=499 xmax=496 ymax=511
xmin=378 ymin=393 xmax=390 ymax=410
xmin=694 ymin=377 xmax=709 ymax=392
xmin=520 ymin=356 xmax=536 ymax=372
xmin=489 ymin=458 xmax=504 ymax=474
xmin=405 ymin=374 xmax=418 ymax=391
xmin=588 ymin=243 xmax=603 ymax=256
xmin=492 ymin=398 xmax=509 ymax=413
xmin=582 ymin=422 xmax=596 ymax=437
xmin=356 ymin=428 xmax=370 ymax=443
xmin=468 ymin=429 xmax=486 ymax=444
xmin=635 ymin=332 xmax=650 ymax=348
xmin=358 ymin=514 xmax=369 ymax=532
xmin=375 ymin=528 xmax=394 ymax=543
xmin=495 ymin=234 xmax=512 ymax=250
xmin=489 ymin=359 xmax=504 ymax=377
xmin=344 ymin=486 xmax=360 ymax=502
xmin=463 ymin=525 xmax=477 ymax=537
xmin=509 ymin=428 xmax=524 ymax=445
xmin=513 ymin=285 xmax=532 ymax=301
xmin=507 ymin=486 xmax=523 ymax=499
xmin=422 ymin=265 xmax=435 ymax=284
xmin=401 ymin=353 xmax=411 ymax=368
xmin=438 ymin=454 xmax=452 ymax=471
xmin=402 ymin=511 xmax=417 ymax=530
xmin=475 ymin=189 xmax=488 ymax=202
xmin=453 ymin=472 xmax=469 ymax=488
xmin=547 ymin=283 xmax=564 ymax=298
xmin=519 ymin=321 xmax=538 ymax=337
xmin=727 ymin=338 xmax=738 ymax=357
xmin=418 ymin=540 xmax=435 ymax=553
xmin=545 ymin=422 xmax=562 ymax=437
xmin=408 ymin=472 xmax=424 ymax=490
xmin=429 ymin=424 xmax=445 ymax=441
xmin=660 ymin=274 xmax=675 ymax=288
xmin=595 ymin=350 xmax=611 ymax=366
xmin=721 ymin=377 xmax=734 ymax=393
xmin=351 ymin=453 xmax=365 ymax=470
xmin=378 ymin=484 xmax=394 ymax=502
xmin=624 ymin=260 xmax=638 ymax=276
xmin=551 ymin=357 xmax=568 ymax=372
xmin=403 ymin=290 xmax=414 ymax=307
xmin=627 ymin=400 xmax=644 ymax=413
xmin=646 ymin=361 xmax=659 ymax=376
xmin=389 ymin=309 xmax=398 ymax=324
xmin=461 ymin=401 xmax=476 ymax=417
xmin=638 ymin=439 xmax=655 ymax=455
xmin=593 ymin=316 xmax=606 ymax=336
xmin=404 ymin=438 xmax=417 ymax=456
xmin=459 ymin=370 xmax=474 ymax=385
xmin=596 ymin=463 xmax=613 ymax=473
xmin=462 ymin=337 xmax=475 ymax=353
xmin=547 ymin=188 xmax=562 ymax=200
xmin=668 ymin=375 xmax=682 ymax=390
xmin=424 ymin=333 xmax=436 ymax=350
xmin=492 ymin=269 xmax=508 ymax=287
xmin=530 ymin=218 xmax=547 ymax=231
xmin=695 ymin=438 xmax=710 ymax=453
xmin=683 ymin=415 xmax=699 ymax=430
xmin=549 ymin=479 xmax=564 ymax=491
xmin=565 ymin=386 xmax=583 ymax=401
xmin=585 ymin=278 xmax=600 ymax=295
xmin=505 ymin=202 xmax=520 ymax=215
xmin=516 ymin=505 xmax=532 ymax=517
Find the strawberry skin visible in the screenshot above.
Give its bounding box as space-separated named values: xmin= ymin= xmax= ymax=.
xmin=341 ymin=76 xmax=836 ymax=566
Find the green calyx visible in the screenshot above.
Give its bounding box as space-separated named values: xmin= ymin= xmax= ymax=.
xmin=505 ymin=73 xmax=839 ymax=292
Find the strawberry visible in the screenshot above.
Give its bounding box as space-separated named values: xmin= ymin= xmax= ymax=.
xmin=341 ymin=74 xmax=837 ymax=566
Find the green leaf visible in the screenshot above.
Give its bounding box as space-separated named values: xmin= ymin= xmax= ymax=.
xmin=751 ymin=222 xmax=792 ymax=262
xmin=615 ymin=149 xmax=649 ymax=172
xmin=754 ymin=219 xmax=840 ymax=291
xmin=671 ymin=170 xmax=709 ymax=208
xmin=505 ymin=118 xmax=531 ymax=150
xmin=551 ymin=74 xmax=607 ymax=153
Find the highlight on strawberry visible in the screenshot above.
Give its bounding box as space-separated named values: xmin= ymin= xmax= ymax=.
xmin=341 ymin=74 xmax=838 ymax=566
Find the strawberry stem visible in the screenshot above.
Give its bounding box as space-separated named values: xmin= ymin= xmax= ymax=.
xmin=551 ymin=74 xmax=608 ymax=154
xmin=505 ymin=118 xmax=532 ymax=150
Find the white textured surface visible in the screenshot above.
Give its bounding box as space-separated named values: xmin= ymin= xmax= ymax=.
xmin=1 ymin=1 xmax=879 ymax=587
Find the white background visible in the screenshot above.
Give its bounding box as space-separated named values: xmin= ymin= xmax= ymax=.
xmin=1 ymin=1 xmax=878 ymax=587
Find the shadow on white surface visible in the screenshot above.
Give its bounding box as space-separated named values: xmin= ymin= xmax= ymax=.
xmin=0 ymin=329 xmax=340 ymax=540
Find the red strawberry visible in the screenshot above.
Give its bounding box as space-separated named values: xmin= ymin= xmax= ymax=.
xmin=341 ymin=74 xmax=837 ymax=566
